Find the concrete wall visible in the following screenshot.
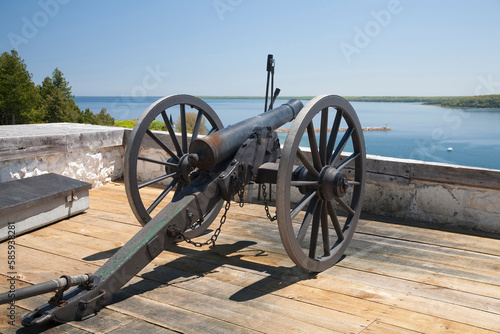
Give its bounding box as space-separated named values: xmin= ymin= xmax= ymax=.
xmin=362 ymin=155 xmax=500 ymax=233
xmin=0 ymin=123 xmax=124 ymax=188
xmin=1 ymin=123 xmax=499 ymax=233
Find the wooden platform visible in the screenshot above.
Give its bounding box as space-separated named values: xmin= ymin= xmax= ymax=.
xmin=1 ymin=182 xmax=499 ymax=333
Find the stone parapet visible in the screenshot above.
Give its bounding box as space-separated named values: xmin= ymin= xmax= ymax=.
xmin=361 ymin=155 xmax=500 ymax=233
xmin=255 ymin=151 xmax=500 ymax=234
xmin=0 ymin=123 xmax=124 ymax=188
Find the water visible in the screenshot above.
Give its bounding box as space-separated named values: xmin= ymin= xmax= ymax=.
xmin=74 ymin=96 xmax=500 ymax=170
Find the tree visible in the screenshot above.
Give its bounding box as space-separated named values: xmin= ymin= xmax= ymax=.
xmin=39 ymin=68 xmax=116 ymax=125
xmin=51 ymin=68 xmax=73 ymax=99
xmin=0 ymin=50 xmax=40 ymax=124
xmin=39 ymin=74 xmax=79 ymax=123
xmin=175 ymin=112 xmax=207 ymax=135
xmin=0 ymin=50 xmax=115 ymax=126
xmin=94 ymin=108 xmax=114 ymax=126
xmin=77 ymin=107 xmax=96 ymax=124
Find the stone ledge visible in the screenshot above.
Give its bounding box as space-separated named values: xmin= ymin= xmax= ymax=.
xmin=0 ymin=123 xmax=125 ymax=187
xmin=278 ymin=149 xmax=500 ymax=233
xmin=0 ymin=123 xmax=125 ymax=161
xmin=364 ymin=154 xmax=500 ymax=190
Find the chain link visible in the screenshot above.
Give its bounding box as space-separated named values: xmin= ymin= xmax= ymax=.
xmin=237 ymin=187 xmax=245 ymax=207
xmin=262 ymin=184 xmax=277 ymax=222
xmin=176 ymin=178 xmax=247 ymax=247
xmin=178 ymin=200 xmax=231 ymax=248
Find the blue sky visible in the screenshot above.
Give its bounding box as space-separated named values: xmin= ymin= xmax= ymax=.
xmin=1 ymin=0 xmax=499 ymax=97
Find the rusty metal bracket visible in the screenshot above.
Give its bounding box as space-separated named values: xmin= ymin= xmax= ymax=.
xmin=147 ymin=236 xmax=163 ymax=260
xmin=48 ymin=275 xmax=72 ymax=307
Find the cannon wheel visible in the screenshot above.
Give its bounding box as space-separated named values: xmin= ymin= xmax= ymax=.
xmin=276 ymin=95 xmax=366 ymax=272
xmin=125 ymin=94 xmax=224 ymax=238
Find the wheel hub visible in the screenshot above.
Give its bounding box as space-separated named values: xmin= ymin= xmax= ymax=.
xmin=318 ymin=166 xmax=349 ymax=201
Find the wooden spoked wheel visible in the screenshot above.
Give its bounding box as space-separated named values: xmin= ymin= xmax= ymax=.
xmin=125 ymin=94 xmax=224 ymax=238
xmin=276 ymin=95 xmax=366 ymax=272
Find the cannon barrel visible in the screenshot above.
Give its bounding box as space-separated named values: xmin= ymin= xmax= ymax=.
xmin=189 ymin=99 xmax=303 ymax=170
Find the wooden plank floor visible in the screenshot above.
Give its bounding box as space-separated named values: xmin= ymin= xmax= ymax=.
xmin=1 ymin=181 xmax=499 ymax=333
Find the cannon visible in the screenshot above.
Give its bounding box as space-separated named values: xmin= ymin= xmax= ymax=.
xmin=0 ymin=57 xmax=366 ymax=327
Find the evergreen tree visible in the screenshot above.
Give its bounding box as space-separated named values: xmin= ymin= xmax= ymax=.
xmin=39 ymin=74 xmax=79 ymax=123
xmin=0 ymin=50 xmax=40 ymax=124
xmin=77 ymin=107 xmax=96 ymax=124
xmin=0 ymin=50 xmax=115 ymax=126
xmin=95 ymin=108 xmax=114 ymax=126
xmin=51 ymin=68 xmax=73 ymax=99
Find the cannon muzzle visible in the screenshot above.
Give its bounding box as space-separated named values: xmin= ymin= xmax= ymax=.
xmin=189 ymin=99 xmax=303 ymax=170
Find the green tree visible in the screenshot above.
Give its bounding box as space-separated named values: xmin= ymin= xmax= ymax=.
xmin=40 ymin=68 xmax=115 ymax=125
xmin=77 ymin=107 xmax=96 ymax=124
xmin=0 ymin=50 xmax=40 ymax=124
xmin=0 ymin=50 xmax=115 ymax=126
xmin=95 ymin=108 xmax=115 ymax=126
xmin=175 ymin=112 xmax=207 ymax=134
xmin=39 ymin=74 xmax=79 ymax=123
xmin=51 ymin=68 xmax=73 ymax=99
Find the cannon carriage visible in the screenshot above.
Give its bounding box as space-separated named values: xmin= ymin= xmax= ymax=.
xmin=0 ymin=56 xmax=366 ymax=326
xmin=124 ymin=93 xmax=366 ymax=272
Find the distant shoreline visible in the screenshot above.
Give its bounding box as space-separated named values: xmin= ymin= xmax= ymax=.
xmin=75 ymin=94 xmax=500 ymax=109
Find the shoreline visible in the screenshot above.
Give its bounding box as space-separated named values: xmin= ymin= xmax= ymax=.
xmin=75 ymin=95 xmax=500 ymax=110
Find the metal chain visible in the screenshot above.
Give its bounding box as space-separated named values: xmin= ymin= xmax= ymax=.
xmin=179 ymin=200 xmax=230 ymax=248
xmin=262 ymin=184 xmax=277 ymax=222
xmin=178 ymin=178 xmax=246 ymax=247
xmin=237 ymin=186 xmax=245 ymax=207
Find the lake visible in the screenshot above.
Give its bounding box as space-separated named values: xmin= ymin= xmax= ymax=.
xmin=74 ymin=96 xmax=500 ymax=170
